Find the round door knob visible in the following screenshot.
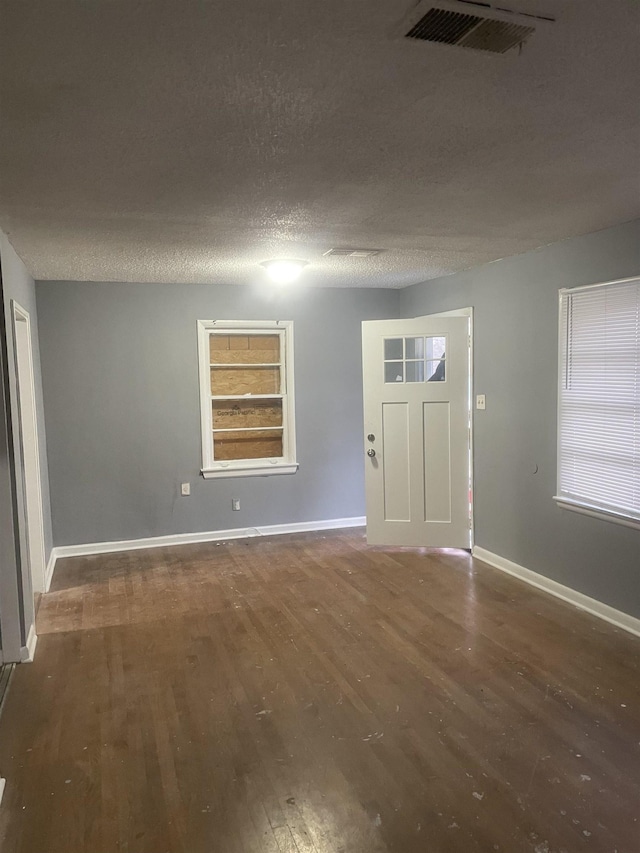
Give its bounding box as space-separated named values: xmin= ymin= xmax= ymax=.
xmin=367 ymin=448 xmax=376 ymax=458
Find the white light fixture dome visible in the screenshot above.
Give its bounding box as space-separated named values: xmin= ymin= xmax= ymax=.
xmin=260 ymin=259 xmax=308 ymax=284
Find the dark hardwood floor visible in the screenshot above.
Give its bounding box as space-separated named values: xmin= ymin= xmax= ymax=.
xmin=0 ymin=530 xmax=638 ymax=852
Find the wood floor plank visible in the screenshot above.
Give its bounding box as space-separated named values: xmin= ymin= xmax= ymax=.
xmin=0 ymin=529 xmax=638 ymax=852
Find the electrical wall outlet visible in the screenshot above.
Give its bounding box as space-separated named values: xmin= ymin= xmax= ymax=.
xmin=232 ymin=498 xmax=240 ymax=511
xmin=476 ymin=394 xmax=486 ymax=410
xmin=181 ymin=483 xmax=191 ymax=496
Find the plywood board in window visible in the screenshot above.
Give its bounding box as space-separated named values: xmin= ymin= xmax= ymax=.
xmin=212 ymin=399 xmax=283 ymax=429
xmin=214 ymin=429 xmax=283 ymax=461
xmin=229 ymin=336 xmax=249 ymax=350
xmin=249 ymin=334 xmax=279 ymax=352
xmin=210 ymin=335 xmax=231 ymax=353
xmin=210 ymin=366 xmax=280 ymax=396
xmin=210 ymin=334 xmax=280 ymax=365
xmin=209 ymin=349 xmax=280 ymax=365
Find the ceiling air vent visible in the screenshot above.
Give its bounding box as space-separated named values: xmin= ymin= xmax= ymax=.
xmin=324 ymin=248 xmax=383 ymax=258
xmin=402 ymin=1 xmax=553 ymax=54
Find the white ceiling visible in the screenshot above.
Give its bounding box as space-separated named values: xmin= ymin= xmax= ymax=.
xmin=0 ymin=0 xmax=638 ymax=288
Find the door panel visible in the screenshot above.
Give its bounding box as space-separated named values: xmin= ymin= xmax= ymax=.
xmin=382 ymin=403 xmax=411 ymax=522
xmin=363 ymin=315 xmax=471 ymax=548
xmin=423 ymin=401 xmax=451 ymax=523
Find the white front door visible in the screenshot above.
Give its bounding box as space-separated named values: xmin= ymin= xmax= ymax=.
xmin=362 ymin=314 xmax=471 ymax=548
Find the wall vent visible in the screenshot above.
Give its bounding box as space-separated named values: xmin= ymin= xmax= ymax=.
xmin=402 ymin=1 xmax=553 ymax=54
xmin=323 ymin=248 xmax=383 ymax=258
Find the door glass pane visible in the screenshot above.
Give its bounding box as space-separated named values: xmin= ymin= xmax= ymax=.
xmin=427 ymin=358 xmax=446 ymax=382
xmin=406 ymin=361 xmax=425 ymax=383
xmin=385 ymin=362 xmax=404 ymax=383
xmin=426 ymin=336 xmax=446 ymax=361
xmin=384 ymin=338 xmax=403 ymax=360
xmin=405 ymin=337 xmax=425 ymax=360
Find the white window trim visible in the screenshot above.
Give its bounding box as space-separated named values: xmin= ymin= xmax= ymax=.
xmin=197 ymin=319 xmax=298 ymax=479
xmin=553 ymin=275 xmax=640 ymax=531
xmin=552 ymin=496 xmax=640 ymax=531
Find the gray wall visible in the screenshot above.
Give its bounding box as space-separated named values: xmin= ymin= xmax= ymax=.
xmin=36 ymin=280 xmax=399 ymax=546
xmin=401 ymin=219 xmax=640 ymax=619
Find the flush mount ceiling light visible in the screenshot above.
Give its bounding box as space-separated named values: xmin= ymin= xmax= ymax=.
xmin=260 ymin=259 xmax=308 ymax=284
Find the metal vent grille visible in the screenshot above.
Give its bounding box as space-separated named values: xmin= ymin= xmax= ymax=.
xmin=405 ymin=7 xmax=536 ymax=54
xmin=324 ymin=248 xmax=383 ymax=258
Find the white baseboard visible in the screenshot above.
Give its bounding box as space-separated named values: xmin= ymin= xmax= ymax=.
xmin=20 ymin=624 xmax=38 ymax=663
xmin=472 ymin=546 xmax=640 ymax=639
xmin=44 ymin=549 xmax=56 ymax=593
xmin=46 ymin=516 xmax=366 ymax=587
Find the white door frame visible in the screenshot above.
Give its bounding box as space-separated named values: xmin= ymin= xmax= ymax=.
xmin=11 ymin=301 xmax=47 ymax=595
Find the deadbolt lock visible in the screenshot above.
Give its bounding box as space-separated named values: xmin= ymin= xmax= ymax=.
xmin=367 ymin=434 xmax=375 ymax=442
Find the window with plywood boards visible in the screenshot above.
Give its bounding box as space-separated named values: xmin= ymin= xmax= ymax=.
xmin=197 ymin=320 xmax=297 ymax=478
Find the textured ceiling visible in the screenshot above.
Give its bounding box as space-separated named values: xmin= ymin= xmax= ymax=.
xmin=0 ymin=0 xmax=638 ymax=288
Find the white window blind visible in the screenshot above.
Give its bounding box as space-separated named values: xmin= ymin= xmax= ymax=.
xmin=556 ymin=277 xmax=640 ymax=526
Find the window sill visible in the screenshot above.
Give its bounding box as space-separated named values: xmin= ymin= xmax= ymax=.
xmin=553 ymin=496 xmax=640 ymax=531
xmin=202 ymin=462 xmax=299 ymax=480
